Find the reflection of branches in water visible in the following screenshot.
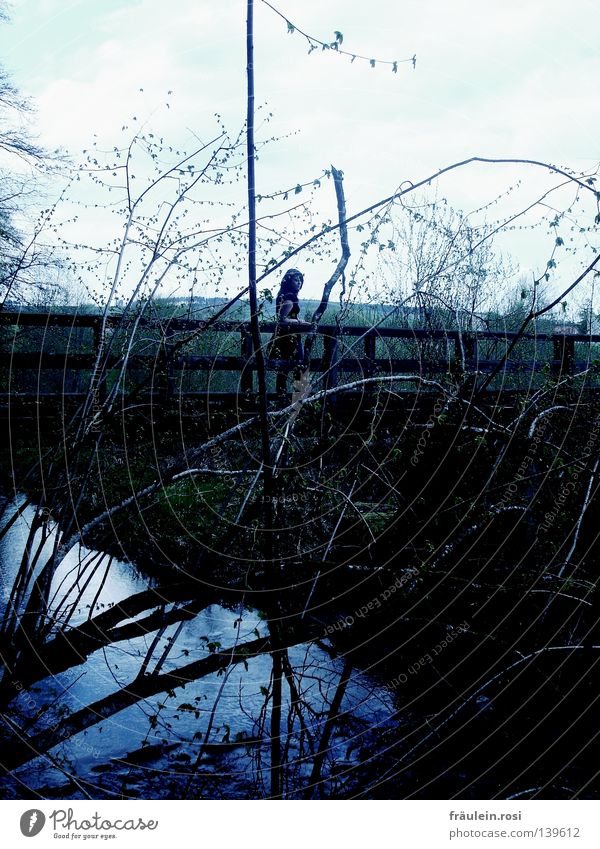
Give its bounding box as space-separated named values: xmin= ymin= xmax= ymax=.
xmin=4 ymin=593 xmax=355 ymax=797
xmin=304 ymin=658 xmax=353 ymax=799
xmin=2 ymin=633 xmax=272 ymax=771
xmin=240 ymin=645 xmax=359 ymax=798
xmin=244 ymin=645 xmax=365 ymax=797
xmin=50 ymin=550 xmax=109 ymax=632
xmin=0 ymin=584 xmax=218 ymax=696
xmin=1 ymin=509 xmax=51 ymax=639
xmin=281 ymin=650 xmax=315 ymax=750
xmin=1 ymin=712 xmax=95 ymax=800
xmin=182 ymin=602 xmax=246 ymax=799
xmin=249 ymin=662 xmax=272 ymax=798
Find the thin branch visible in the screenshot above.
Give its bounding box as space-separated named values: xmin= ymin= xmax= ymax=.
xmin=558 ymin=457 xmax=600 ymax=577
xmin=260 ymin=0 xmax=415 ymax=71
xmin=303 ymin=658 xmax=352 ymax=798
xmin=303 ymin=165 xmax=350 ymax=368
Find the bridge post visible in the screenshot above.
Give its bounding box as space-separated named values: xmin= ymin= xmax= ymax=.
xmin=157 ymin=323 xmax=176 ymax=402
xmin=464 ymin=332 xmax=477 ymax=362
xmin=454 ymin=332 xmax=478 ymax=369
xmin=364 ymin=332 xmax=376 ymax=382
xmin=240 ymin=328 xmax=254 ymax=393
xmin=553 ymin=334 xmax=574 ymax=377
xmin=322 ymin=328 xmax=340 ymax=391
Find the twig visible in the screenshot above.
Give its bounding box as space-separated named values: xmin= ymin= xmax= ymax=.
xmin=303 ymin=658 xmax=353 ymax=798
xmin=260 ymin=0 xmax=415 ymax=71
xmin=301 ymin=479 xmax=358 ymax=620
xmin=558 ymin=457 xmax=600 ymax=577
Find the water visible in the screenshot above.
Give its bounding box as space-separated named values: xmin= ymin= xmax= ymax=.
xmin=0 ymin=500 xmax=396 ymax=799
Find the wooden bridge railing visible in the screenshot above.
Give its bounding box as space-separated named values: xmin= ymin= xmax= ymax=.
xmin=1 ymin=310 xmax=599 ymax=399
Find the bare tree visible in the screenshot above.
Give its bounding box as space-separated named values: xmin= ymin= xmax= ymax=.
xmin=0 ymin=13 xmax=599 ymax=794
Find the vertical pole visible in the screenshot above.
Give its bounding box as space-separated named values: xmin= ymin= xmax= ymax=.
xmin=321 ymin=328 xmax=340 ymax=422
xmin=323 ymin=330 xmax=340 ymax=391
xmin=364 ymin=332 xmax=376 ymax=379
xmin=464 ymin=332 xmax=477 ymax=363
xmin=246 ymin=0 xmax=273 ymax=504
xmin=240 ymin=327 xmax=254 ymax=394
xmin=553 ymin=334 xmax=574 ymax=376
xmin=246 ymin=0 xmax=281 ymax=798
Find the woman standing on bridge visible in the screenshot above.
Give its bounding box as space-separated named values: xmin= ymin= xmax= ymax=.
xmin=268 ymin=268 xmax=304 ymax=397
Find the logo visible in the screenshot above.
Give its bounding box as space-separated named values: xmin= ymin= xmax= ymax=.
xmin=20 ymin=810 xmax=46 ymax=837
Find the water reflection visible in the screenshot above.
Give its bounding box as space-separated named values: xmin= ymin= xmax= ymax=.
xmin=0 ymin=500 xmax=395 ymax=799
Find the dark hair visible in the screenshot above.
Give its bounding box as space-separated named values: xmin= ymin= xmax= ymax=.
xmin=280 ymin=268 xmax=304 ymax=292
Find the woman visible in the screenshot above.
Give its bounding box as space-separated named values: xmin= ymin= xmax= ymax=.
xmin=268 ymin=268 xmax=304 ymax=396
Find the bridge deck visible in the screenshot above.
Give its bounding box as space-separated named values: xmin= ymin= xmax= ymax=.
xmin=1 ymin=310 xmax=598 ymax=412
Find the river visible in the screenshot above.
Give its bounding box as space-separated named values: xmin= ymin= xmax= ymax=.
xmin=0 ymin=499 xmax=397 ymax=799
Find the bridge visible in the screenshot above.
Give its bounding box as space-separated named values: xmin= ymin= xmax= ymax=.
xmin=0 ymin=309 xmax=597 ymax=426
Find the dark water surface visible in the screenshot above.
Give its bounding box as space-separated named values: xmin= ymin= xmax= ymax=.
xmin=0 ymin=501 xmax=396 ymax=799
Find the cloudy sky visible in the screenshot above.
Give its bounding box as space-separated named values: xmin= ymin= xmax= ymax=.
xmin=1 ymin=0 xmax=599 ymax=301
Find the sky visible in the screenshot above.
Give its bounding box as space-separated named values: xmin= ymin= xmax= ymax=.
xmin=1 ymin=0 xmax=599 ymax=304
